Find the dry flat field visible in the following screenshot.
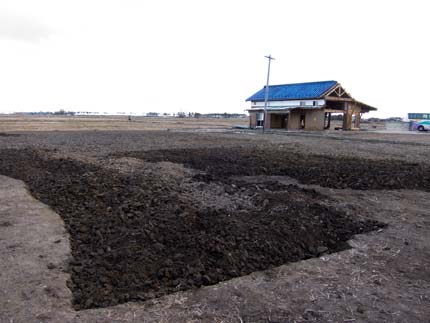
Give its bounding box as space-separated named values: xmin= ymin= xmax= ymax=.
xmin=0 ymin=115 xmax=248 ymax=132
xmin=0 ymin=115 xmax=430 ymax=323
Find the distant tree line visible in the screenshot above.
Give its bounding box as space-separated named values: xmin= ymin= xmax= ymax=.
xmin=25 ymin=110 xmax=76 ymax=116
xmin=362 ymin=117 xmax=404 ymax=123
xmin=19 ymin=111 xmax=248 ymax=118
xmin=145 ymin=112 xmax=247 ymax=118
xmin=180 ymin=112 xmax=247 ymax=118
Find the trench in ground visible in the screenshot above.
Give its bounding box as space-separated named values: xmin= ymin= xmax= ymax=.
xmin=0 ymin=148 xmax=400 ymax=309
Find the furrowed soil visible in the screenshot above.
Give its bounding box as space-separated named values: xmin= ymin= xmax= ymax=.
xmin=121 ymin=147 xmax=430 ymax=191
xmin=0 ymin=148 xmax=383 ymax=309
xmin=1 ymin=128 xmax=430 ymax=323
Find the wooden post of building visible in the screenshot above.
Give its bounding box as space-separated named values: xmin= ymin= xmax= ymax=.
xmin=354 ymin=110 xmax=361 ymax=128
xmin=342 ymin=102 xmax=353 ymax=130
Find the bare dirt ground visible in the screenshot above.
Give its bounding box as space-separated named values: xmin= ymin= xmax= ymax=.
xmin=0 ymin=118 xmax=429 ymax=323
xmin=0 ymin=115 xmax=248 ymax=132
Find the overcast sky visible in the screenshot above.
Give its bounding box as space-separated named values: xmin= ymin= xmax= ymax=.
xmin=0 ymin=0 xmax=429 ymax=117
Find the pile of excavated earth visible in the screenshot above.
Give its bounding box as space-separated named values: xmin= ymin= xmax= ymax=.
xmin=3 ymin=146 xmax=429 ymax=310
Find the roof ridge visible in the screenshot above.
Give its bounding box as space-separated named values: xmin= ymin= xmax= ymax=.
xmin=246 ymin=80 xmax=339 ymax=102
xmin=266 ymin=80 xmax=337 ymax=87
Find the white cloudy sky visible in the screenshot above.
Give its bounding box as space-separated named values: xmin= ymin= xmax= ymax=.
xmin=0 ymin=0 xmax=429 ymax=117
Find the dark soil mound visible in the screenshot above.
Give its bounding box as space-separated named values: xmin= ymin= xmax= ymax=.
xmin=0 ymin=148 xmax=383 ymax=309
xmin=121 ymin=147 xmax=430 ymax=191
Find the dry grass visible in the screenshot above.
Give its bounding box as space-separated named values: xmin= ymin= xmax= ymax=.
xmin=0 ymin=115 xmax=248 ymax=132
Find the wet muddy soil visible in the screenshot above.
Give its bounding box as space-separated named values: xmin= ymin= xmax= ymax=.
xmin=121 ymin=147 xmax=430 ymax=191
xmin=0 ymin=148 xmax=384 ymax=309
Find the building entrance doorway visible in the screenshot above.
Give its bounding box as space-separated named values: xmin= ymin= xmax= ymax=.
xmin=299 ymin=113 xmax=306 ymax=129
xmin=283 ymin=114 xmax=289 ymax=129
xmin=269 ymin=113 xmax=289 ymax=129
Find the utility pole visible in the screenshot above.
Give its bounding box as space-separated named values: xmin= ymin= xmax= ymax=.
xmin=263 ymin=55 xmax=275 ymax=133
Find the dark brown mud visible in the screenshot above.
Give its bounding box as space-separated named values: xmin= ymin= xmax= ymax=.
xmin=120 ymin=147 xmax=430 ymax=191
xmin=0 ymin=148 xmax=384 ymax=310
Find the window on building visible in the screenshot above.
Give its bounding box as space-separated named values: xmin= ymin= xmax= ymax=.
xmin=408 ymin=113 xmax=430 ymax=120
xmin=300 ymin=101 xmax=306 ymax=106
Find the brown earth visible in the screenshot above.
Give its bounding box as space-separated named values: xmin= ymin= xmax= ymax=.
xmin=0 ymin=148 xmax=383 ymax=310
xmin=0 ymin=115 xmax=248 ymax=132
xmin=0 ymin=126 xmax=430 ymax=322
xmin=121 ymin=147 xmax=430 ymax=191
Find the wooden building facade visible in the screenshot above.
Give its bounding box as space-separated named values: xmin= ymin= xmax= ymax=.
xmin=246 ymin=81 xmax=376 ymax=131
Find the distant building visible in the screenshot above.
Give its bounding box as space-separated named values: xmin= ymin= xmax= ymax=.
xmin=200 ymin=113 xmax=247 ymax=119
xmin=246 ymin=80 xmax=376 ymax=130
xmin=146 ymin=112 xmax=159 ymax=117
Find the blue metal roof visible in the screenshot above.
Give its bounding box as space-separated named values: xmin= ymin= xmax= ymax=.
xmin=246 ymin=80 xmax=338 ymax=102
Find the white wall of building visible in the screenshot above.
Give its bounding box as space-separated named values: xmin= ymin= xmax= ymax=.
xmin=251 ymin=99 xmax=325 ymax=109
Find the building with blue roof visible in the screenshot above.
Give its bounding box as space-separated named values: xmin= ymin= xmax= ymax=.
xmin=246 ymin=81 xmax=376 ymax=130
